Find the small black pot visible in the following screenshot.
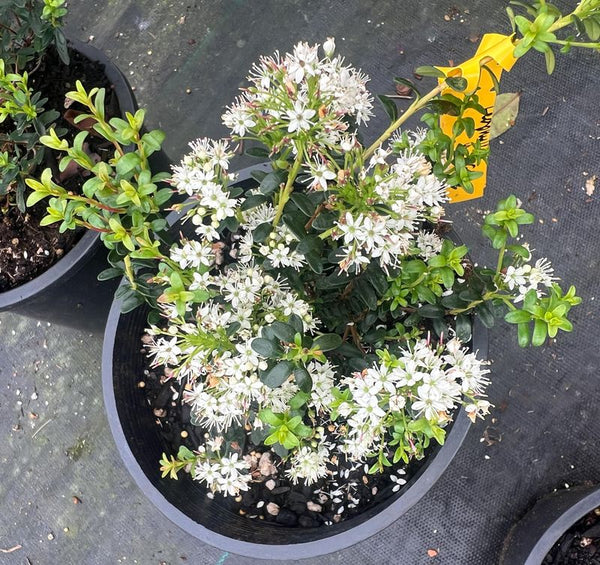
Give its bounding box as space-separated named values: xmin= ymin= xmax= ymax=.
xmin=0 ymin=39 xmax=169 ymax=333
xmin=501 ymin=485 xmax=600 ymax=565
xmin=102 ymin=165 xmax=488 ymax=559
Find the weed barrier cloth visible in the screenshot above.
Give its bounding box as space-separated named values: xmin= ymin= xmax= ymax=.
xmin=0 ymin=1 xmax=598 ymax=564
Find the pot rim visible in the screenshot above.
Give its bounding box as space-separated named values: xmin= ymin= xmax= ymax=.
xmin=502 ymin=484 xmax=600 ymax=565
xmin=0 ymin=38 xmax=135 ymax=309
xmin=102 ymin=164 xmax=487 ymax=559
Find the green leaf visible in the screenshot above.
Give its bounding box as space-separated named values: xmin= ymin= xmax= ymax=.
xmin=455 ymin=315 xmax=472 ymax=342
xmin=120 ymin=292 xmax=144 ymax=313
xmin=304 ymin=252 xmax=323 ymax=274
xmin=312 ymin=333 xmax=342 ymax=352
xmin=296 ymin=236 xmax=322 ymax=256
xmin=504 ymin=309 xmax=532 ymax=324
xmin=251 ymin=338 xmax=281 ymax=359
xmin=517 ymin=322 xmax=531 ymax=347
xmin=290 ymin=193 xmax=316 ymax=216
xmin=141 ymin=130 xmax=166 ymax=154
xmin=542 ymin=45 xmax=555 ymax=74
xmin=532 ymin=318 xmax=548 ymax=346
xmin=490 ymin=92 xmax=521 ymax=140
xmin=282 ymin=432 xmax=300 ymax=450
xmin=477 ymin=302 xmax=496 ymax=328
xmin=258 ymin=408 xmax=283 ymax=427
xmin=115 ymin=152 xmax=142 ymax=176
xmin=240 ymin=193 xmax=268 ymax=211
xmin=260 ymin=170 xmax=287 ymax=195
xmin=97 ymin=267 xmax=123 ymax=281
xmin=294 ymin=367 xmax=313 ymax=393
xmin=245 ymin=146 xmax=270 ymax=158
xmin=446 ymin=76 xmax=467 ymax=92
xmin=393 ymin=76 xmax=421 ymax=98
xmin=289 ymin=390 xmax=310 ymax=409
xmin=377 ymin=94 xmax=398 ymax=123
xmin=252 ymin=222 xmax=272 ymax=243
xmin=415 ymin=65 xmax=445 ymax=78
xmin=418 ymin=304 xmax=444 ymax=319
xmin=270 ymin=321 xmax=297 ymax=343
xmin=261 ymin=360 xmax=295 ymax=388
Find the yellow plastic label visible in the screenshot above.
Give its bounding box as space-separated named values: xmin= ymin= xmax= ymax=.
xmin=435 ymin=33 xmax=518 ymax=202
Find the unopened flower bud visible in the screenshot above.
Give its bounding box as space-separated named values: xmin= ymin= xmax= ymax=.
xmin=323 ymin=37 xmax=336 ymax=57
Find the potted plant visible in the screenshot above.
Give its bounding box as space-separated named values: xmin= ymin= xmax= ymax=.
xmin=501 ymin=485 xmax=600 ymax=565
xmin=28 ymin=0 xmax=597 ymax=557
xmin=0 ymin=0 xmax=167 ymax=331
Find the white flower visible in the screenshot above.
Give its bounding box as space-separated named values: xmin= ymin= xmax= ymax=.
xmin=222 ymin=101 xmax=256 ymax=136
xmin=147 ymin=336 xmax=182 ymax=367
xmin=286 ymin=101 xmax=316 ymax=133
xmin=411 ymin=384 xmax=448 ymax=421
xmin=529 ymin=258 xmax=556 ymax=287
xmin=338 ymin=212 xmax=364 ymax=245
xmin=308 ymin=161 xmax=336 ymax=190
xmin=416 ymin=230 xmax=443 ymax=260
xmin=287 ymin=41 xmax=319 ymax=83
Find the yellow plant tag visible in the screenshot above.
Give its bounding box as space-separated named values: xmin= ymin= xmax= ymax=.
xmin=435 ymin=33 xmax=518 ymax=202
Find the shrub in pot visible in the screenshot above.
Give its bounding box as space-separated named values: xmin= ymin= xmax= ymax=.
xmin=0 ymin=0 xmax=168 ymax=330
xmin=31 ymin=0 xmax=597 ymax=557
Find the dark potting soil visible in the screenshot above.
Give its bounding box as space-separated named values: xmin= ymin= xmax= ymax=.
xmin=0 ymin=45 xmax=120 ymax=292
xmin=543 ymin=508 xmax=600 ymax=565
xmin=137 ymin=338 xmax=439 ymax=528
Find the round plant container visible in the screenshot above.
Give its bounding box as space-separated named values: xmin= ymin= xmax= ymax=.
xmin=0 ymin=39 xmax=140 ymax=332
xmin=102 ymin=165 xmax=488 ymax=559
xmin=501 ymin=485 xmax=600 ymax=565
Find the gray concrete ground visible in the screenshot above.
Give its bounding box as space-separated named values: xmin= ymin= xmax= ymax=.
xmin=1 ymin=1 xmax=599 ymax=564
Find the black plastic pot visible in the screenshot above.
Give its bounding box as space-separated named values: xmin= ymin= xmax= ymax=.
xmin=102 ymin=164 xmax=488 ymax=559
xmin=501 ymin=485 xmax=600 ymax=565
xmin=0 ymin=39 xmax=170 ymax=333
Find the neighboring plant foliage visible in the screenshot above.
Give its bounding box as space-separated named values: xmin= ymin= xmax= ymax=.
xmin=0 ymin=0 xmax=67 ymax=211
xmin=0 ymin=0 xmax=68 ymax=69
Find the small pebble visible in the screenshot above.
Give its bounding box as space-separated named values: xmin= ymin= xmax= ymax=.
xmin=47 ymin=533 xmax=54 ymax=540
xmin=265 ymin=479 xmax=276 ymax=490
xmin=72 ymin=496 xmax=81 ymax=504
xmin=266 ymin=502 xmax=280 ymax=516
xmin=256 ymin=501 xmax=265 ymax=509
xmin=306 ymin=501 xmax=322 ymax=512
xmin=180 ymin=430 xmax=188 ymax=438
xmin=137 ymin=381 xmax=146 ymax=388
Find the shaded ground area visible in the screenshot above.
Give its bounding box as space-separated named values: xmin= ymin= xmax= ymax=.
xmin=1 ymin=1 xmax=599 ymax=564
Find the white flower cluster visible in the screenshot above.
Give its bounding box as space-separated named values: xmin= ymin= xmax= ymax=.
xmin=336 ymin=337 xmax=490 ymax=462
xmin=170 ymin=137 xmax=238 ymax=231
xmin=222 ymin=39 xmax=373 ymax=152
xmin=194 ymin=452 xmax=251 ymax=496
xmin=285 ymin=443 xmax=331 ymax=485
xmin=240 ymin=203 xmax=305 ymax=270
xmin=146 ymin=263 xmax=319 ymax=437
xmin=502 ymin=257 xmax=556 ymax=302
xmin=333 ymin=143 xmax=448 ymax=273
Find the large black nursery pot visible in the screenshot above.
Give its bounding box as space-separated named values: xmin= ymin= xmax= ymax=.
xmin=501 ymin=485 xmax=600 ymax=565
xmin=0 ymin=39 xmax=170 ymax=333
xmin=102 ymin=165 xmax=488 ymax=559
